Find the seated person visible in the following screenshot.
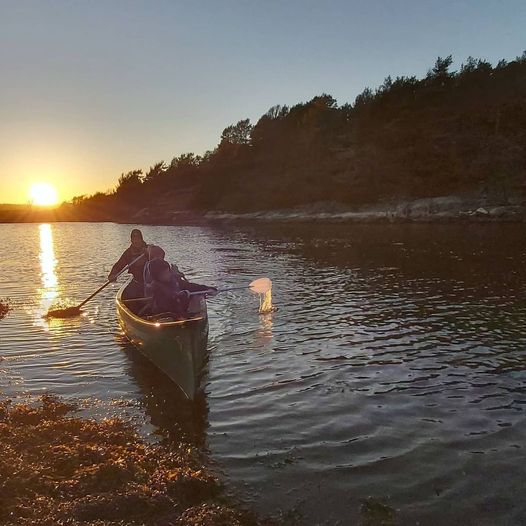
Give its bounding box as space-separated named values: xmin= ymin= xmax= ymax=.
xmin=145 ymin=258 xmax=216 ymax=318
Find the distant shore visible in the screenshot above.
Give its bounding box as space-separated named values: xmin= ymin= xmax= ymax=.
xmin=1 ymin=195 xmax=525 ymax=225
xmin=201 ymin=196 xmax=526 ymax=224
xmin=7 ymin=54 xmax=525 ymax=229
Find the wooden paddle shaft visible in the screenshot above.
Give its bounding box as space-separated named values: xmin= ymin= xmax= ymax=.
xmin=77 ymin=253 xmax=145 ymax=308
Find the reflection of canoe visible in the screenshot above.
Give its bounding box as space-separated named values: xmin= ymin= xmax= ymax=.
xmin=116 ymin=281 xmax=209 ymax=400
xmin=119 ymin=341 xmax=209 ymax=446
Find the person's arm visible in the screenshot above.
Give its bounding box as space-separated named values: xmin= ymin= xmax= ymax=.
xmin=184 ymin=282 xmax=212 ymax=292
xmin=173 ymin=267 xmax=217 ymax=295
xmin=180 ymin=278 xmax=217 ymax=294
xmin=108 ymin=248 xmax=130 ymax=281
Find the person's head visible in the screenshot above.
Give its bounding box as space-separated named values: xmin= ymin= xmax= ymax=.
xmin=149 ymin=258 xmax=171 ymax=283
xmin=147 ymin=244 xmax=165 ymax=261
xmin=130 ymin=229 xmax=144 ymax=249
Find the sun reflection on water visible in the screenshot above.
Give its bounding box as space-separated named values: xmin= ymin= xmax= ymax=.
xmin=36 ymin=224 xmax=58 ymax=325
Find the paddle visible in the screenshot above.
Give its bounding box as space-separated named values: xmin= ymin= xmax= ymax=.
xmin=45 ymin=253 xmax=145 ymax=318
xmin=190 ymin=277 xmax=272 ymax=296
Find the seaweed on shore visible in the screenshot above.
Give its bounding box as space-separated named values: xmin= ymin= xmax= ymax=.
xmin=0 ymin=395 xmax=275 ymax=526
xmin=0 ymin=298 xmax=11 ymax=320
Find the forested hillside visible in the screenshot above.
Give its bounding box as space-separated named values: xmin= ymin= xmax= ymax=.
xmin=64 ymin=53 xmax=526 ymax=221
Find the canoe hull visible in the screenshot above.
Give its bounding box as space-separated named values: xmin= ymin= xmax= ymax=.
xmin=116 ymin=283 xmax=209 ymax=400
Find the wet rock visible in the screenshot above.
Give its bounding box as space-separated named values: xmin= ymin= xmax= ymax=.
xmin=488 ymin=206 xmax=524 ymax=219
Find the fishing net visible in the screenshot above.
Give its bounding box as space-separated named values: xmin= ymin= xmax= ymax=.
xmin=258 ymin=288 xmax=273 ymax=314
xmin=249 ymin=278 xmax=274 ymax=314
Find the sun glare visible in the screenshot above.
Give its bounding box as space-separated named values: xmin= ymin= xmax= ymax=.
xmin=29 ymin=183 xmax=59 ymax=206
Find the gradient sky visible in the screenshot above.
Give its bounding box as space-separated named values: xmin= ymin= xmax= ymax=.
xmin=1 ymin=0 xmax=525 ymax=203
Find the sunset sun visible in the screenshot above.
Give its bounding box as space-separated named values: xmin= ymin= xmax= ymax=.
xmin=29 ymin=183 xmax=59 ymax=206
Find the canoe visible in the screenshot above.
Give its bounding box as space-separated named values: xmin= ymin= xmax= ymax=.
xmin=116 ymin=281 xmax=209 ymax=400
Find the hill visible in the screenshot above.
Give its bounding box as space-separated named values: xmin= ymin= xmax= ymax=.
xmin=4 ymin=52 xmax=526 ymax=223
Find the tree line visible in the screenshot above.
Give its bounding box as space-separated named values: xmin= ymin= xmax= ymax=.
xmin=65 ymin=52 xmax=526 ymax=220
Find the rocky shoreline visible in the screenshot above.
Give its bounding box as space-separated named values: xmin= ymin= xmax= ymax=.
xmin=2 ymin=195 xmax=525 ymax=226
xmin=129 ymin=195 xmax=526 ymax=225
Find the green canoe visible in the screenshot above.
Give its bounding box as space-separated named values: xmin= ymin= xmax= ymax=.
xmin=116 ymin=281 xmax=209 ymax=400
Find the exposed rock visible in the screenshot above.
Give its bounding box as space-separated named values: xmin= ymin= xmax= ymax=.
xmin=203 ymin=196 xmax=526 ymax=224
xmin=488 ymin=206 xmax=524 ymax=219
xmin=131 ymin=207 xmax=151 ymax=221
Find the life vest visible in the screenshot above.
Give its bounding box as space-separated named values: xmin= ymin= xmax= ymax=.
xmin=146 ymin=273 xmax=190 ymax=316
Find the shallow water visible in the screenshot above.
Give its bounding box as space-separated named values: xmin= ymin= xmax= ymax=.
xmin=1 ymin=222 xmax=525 ymax=525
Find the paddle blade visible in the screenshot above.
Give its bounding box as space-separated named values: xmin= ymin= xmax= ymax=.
xmin=44 ymin=306 xmax=82 ymax=319
xmin=249 ymin=278 xmax=272 ymax=294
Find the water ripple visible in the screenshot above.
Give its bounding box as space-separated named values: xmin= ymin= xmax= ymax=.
xmin=1 ymin=222 xmax=526 ymax=524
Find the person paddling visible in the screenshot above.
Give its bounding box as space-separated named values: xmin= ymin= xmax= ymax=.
xmin=108 ymin=229 xmax=165 ymax=298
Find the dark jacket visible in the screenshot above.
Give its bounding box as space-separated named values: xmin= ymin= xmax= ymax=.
xmin=110 ymin=243 xmax=165 ymax=283
xmin=150 ymin=269 xmax=210 ymax=315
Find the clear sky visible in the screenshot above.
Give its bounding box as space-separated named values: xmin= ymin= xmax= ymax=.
xmin=1 ymin=0 xmax=525 ymax=204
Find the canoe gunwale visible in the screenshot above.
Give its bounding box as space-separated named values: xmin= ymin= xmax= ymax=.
xmin=115 ymin=284 xmax=206 ymax=328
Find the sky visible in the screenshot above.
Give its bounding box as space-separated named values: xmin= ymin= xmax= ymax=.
xmin=1 ymin=0 xmax=525 ymax=204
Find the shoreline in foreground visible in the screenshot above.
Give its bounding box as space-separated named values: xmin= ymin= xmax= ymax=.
xmin=0 ymin=394 xmax=276 ymax=526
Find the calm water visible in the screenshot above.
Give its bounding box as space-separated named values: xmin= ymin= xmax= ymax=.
xmin=1 ymin=222 xmax=525 ymax=525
